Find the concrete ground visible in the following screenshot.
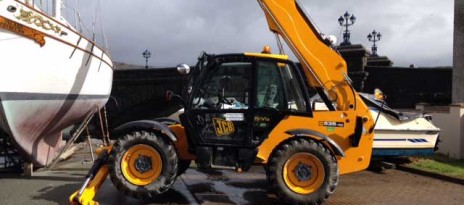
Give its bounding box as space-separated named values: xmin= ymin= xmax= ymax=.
xmin=1 ymin=148 xmax=463 ymax=205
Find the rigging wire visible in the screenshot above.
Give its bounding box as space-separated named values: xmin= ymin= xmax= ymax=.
xmin=97 ymin=0 xmax=109 ymax=52
xmin=76 ymin=0 xmax=82 ymax=33
xmin=274 ymin=33 xmax=285 ymax=55
xmin=91 ymin=0 xmax=96 ymax=42
xmin=64 ymin=0 xmax=67 ymax=20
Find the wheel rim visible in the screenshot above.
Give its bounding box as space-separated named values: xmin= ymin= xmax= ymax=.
xmin=121 ymin=144 xmax=162 ymax=186
xmin=283 ymin=153 xmax=325 ymax=194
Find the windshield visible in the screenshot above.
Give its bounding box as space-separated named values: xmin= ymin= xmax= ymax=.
xmin=190 ymin=58 xmax=252 ymax=110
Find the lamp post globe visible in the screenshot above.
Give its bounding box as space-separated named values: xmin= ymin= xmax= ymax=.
xmin=367 ymin=30 xmax=382 ymax=56
xmin=339 ymin=11 xmax=356 ymax=46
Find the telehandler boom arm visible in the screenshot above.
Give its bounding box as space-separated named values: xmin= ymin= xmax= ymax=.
xmin=258 ymin=0 xmax=364 ymax=112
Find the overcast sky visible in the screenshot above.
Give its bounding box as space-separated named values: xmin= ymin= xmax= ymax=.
xmin=68 ymin=0 xmax=454 ymax=68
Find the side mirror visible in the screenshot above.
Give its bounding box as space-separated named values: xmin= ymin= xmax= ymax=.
xmin=177 ymin=64 xmax=190 ymax=75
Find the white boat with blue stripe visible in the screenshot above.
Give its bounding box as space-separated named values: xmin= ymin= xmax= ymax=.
xmin=360 ymin=93 xmax=440 ymax=157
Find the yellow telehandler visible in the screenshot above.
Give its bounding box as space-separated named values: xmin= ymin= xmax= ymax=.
xmin=70 ymin=1 xmax=375 ymax=204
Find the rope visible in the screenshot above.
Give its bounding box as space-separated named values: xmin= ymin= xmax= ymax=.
xmin=47 ymin=113 xmax=94 ymax=170
xmin=103 ymin=106 xmax=110 ymax=146
xmin=97 ymin=107 xmax=108 ymax=146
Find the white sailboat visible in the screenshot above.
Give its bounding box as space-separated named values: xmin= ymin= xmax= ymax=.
xmin=0 ymin=0 xmax=113 ymax=166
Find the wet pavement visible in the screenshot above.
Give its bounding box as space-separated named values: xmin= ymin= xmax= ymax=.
xmin=1 ymin=148 xmax=464 ymax=205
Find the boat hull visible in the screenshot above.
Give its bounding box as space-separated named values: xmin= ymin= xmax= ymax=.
xmin=370 ymin=110 xmax=440 ymax=157
xmin=0 ymin=0 xmax=113 ymax=166
xmin=372 ymin=130 xmax=440 ymax=157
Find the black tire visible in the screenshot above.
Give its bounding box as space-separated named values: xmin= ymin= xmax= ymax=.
xmin=152 ymin=118 xmax=190 ymax=177
xmin=153 ymin=118 xmax=190 ymax=176
xmin=268 ymin=138 xmax=339 ymax=205
xmin=177 ymin=160 xmax=191 ymax=176
xmin=108 ymin=131 xmax=178 ymax=199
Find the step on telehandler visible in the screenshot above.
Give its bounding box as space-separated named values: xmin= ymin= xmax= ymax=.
xmin=70 ymin=0 xmax=375 ymax=204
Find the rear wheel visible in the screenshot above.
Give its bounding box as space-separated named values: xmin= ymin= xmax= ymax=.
xmin=268 ymin=138 xmax=339 ymax=205
xmin=109 ymin=131 xmax=178 ymax=199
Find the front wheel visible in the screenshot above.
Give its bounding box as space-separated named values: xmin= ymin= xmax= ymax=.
xmin=268 ymin=138 xmax=339 ymax=205
xmin=108 ymin=131 xmax=178 ymax=199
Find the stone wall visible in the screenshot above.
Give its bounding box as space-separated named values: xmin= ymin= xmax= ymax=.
xmin=364 ymin=66 xmax=452 ymax=108
xmin=336 ymin=44 xmax=452 ymax=109
xmin=453 ymin=0 xmax=464 ymax=103
xmin=417 ymin=105 xmax=464 ymax=159
xmin=107 ymin=68 xmax=187 ymax=128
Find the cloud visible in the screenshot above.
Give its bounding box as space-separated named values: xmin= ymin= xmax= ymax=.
xmin=67 ymin=0 xmax=453 ymax=67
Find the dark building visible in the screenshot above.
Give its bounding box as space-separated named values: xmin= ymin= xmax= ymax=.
xmin=107 ymin=64 xmax=187 ymax=129
xmin=336 ymin=44 xmax=452 ymax=109
xmin=364 ymin=66 xmax=451 ymax=108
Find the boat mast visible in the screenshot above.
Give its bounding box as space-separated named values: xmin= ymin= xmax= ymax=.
xmin=52 ymin=0 xmax=61 ymax=19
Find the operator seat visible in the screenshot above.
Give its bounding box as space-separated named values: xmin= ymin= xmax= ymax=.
xmin=263 ymin=84 xmax=278 ymax=108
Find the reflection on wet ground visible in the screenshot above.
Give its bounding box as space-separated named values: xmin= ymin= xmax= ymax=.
xmin=1 ymin=157 xmax=464 ymax=205
xmin=182 ymin=167 xmax=280 ymax=205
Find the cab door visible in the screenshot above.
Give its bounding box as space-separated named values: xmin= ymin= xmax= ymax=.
xmin=251 ymin=59 xmax=312 ymax=144
xmin=184 ymin=57 xmax=253 ymax=147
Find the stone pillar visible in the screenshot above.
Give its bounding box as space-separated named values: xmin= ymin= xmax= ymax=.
xmin=429 ymin=0 xmax=464 ymax=159
xmin=417 ymin=105 xmax=464 ymax=159
xmin=335 ymin=44 xmax=370 ymax=91
xmin=453 ymin=0 xmax=464 ymax=103
xmin=456 ymin=0 xmax=464 ymax=159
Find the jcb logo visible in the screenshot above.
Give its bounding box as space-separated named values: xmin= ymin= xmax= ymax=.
xmin=213 ymin=118 xmax=235 ymax=136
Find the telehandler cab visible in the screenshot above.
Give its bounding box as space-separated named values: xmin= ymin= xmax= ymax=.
xmin=70 ymin=1 xmax=375 ymax=204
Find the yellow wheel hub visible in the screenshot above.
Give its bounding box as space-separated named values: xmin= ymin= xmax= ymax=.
xmin=121 ymin=144 xmax=162 ymax=186
xmin=283 ymin=153 xmax=325 ymax=194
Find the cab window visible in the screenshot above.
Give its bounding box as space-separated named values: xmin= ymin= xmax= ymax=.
xmin=256 ymin=61 xmax=285 ymax=109
xmin=191 ymin=62 xmax=251 ymax=109
xmin=255 ymin=60 xmax=307 ymax=112
xmin=281 ymin=64 xmax=307 ymax=112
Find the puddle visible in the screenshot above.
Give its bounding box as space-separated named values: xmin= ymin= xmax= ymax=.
xmin=226 ymin=180 xmax=268 ymax=189
xmin=187 ymin=182 xmax=234 ymax=204
xmin=208 ymin=174 xmax=229 ymax=182
xmin=242 ymin=190 xmax=280 ymax=205
xmin=185 ymin=168 xmax=277 ymax=204
xmin=188 ymin=182 xmax=218 ymax=193
xmin=198 ymin=168 xmax=230 ymax=182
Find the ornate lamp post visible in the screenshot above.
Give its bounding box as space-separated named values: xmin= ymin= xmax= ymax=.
xmin=367 ymin=30 xmax=382 ymax=56
xmin=142 ymin=49 xmax=151 ymax=69
xmin=338 ymin=11 xmax=356 ymax=46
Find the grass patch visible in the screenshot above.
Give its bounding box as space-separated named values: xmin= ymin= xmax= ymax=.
xmin=409 ymin=154 xmax=464 ymax=179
